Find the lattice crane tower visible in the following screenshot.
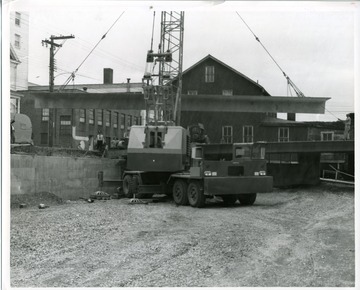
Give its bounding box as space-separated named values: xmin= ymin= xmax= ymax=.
xmin=143 ymin=11 xmax=184 ymax=126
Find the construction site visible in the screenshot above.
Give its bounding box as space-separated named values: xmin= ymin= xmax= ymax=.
xmin=8 ymin=6 xmax=355 ymax=288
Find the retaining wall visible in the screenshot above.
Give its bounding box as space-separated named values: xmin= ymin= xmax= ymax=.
xmin=11 ymin=154 xmax=121 ymax=200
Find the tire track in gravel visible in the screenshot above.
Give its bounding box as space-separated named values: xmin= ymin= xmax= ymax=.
xmin=10 ymin=185 xmax=354 ymax=287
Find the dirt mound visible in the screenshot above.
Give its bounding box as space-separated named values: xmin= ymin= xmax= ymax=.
xmin=11 ymin=191 xmax=64 ymax=209
xmin=11 ymin=145 xmax=103 ymax=158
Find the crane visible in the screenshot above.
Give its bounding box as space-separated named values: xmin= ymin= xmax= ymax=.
xmin=142 ymin=11 xmax=185 ymax=125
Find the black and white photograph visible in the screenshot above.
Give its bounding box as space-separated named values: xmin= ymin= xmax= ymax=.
xmin=3 ymin=0 xmax=357 ymax=288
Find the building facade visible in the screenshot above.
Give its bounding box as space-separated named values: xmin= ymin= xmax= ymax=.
xmin=179 ymin=55 xmax=276 ymax=144
xmin=10 ymin=11 xmax=29 ymax=114
xmin=21 ymin=70 xmax=143 ymax=149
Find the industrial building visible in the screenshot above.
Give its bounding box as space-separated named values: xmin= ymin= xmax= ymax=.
xmin=20 ymin=68 xmax=143 ymax=148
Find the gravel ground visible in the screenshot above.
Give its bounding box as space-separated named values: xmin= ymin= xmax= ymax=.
xmin=10 ymin=183 xmax=354 ymax=287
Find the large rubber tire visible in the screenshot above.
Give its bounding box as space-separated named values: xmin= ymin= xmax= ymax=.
xmin=123 ymin=175 xmax=133 ymax=198
xmin=237 ymin=193 xmax=257 ymax=205
xmin=222 ymin=195 xmax=238 ymax=206
xmin=187 ymin=181 xmax=205 ymax=208
xmin=173 ymin=180 xmax=189 ymax=205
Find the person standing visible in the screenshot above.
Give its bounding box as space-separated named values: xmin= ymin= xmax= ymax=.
xmin=96 ymin=131 xmax=104 ymax=151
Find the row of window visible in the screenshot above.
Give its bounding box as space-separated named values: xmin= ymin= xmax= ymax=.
xmin=41 ymin=109 xmax=141 ymax=128
xmin=221 ymin=126 xmax=335 ymax=143
xmin=188 ymin=89 xmax=233 ymax=96
xmin=222 ymin=125 xmax=254 ymax=143
xmin=14 ymin=12 xmax=23 ymax=49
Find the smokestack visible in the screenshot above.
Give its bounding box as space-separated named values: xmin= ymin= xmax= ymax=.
xmin=127 ymin=78 xmax=131 ymax=92
xmin=103 ymin=68 xmax=113 ymax=84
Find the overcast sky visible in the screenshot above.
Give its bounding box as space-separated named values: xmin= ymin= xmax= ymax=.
xmin=6 ymin=0 xmax=358 ymax=121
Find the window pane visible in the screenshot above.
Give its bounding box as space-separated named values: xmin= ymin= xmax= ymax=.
xmin=205 ymin=66 xmax=215 ymax=83
xmin=97 ymin=110 xmax=103 ymax=125
xmin=15 ymin=34 xmax=21 ymax=49
xmin=105 ymin=110 xmax=111 ymax=127
xmin=121 ymin=114 xmax=125 ymax=129
xmin=79 ymin=109 xmax=85 ymax=123
xmin=88 ymin=109 xmax=94 ymax=124
xmin=114 ymin=112 xmax=119 ymax=128
xmin=42 ymin=108 xmax=49 ymax=121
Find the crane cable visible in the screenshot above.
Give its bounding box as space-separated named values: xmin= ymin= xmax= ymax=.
xmin=59 ymin=11 xmax=126 ymax=91
xmin=236 ymin=12 xmax=342 ymax=121
xmin=236 ymin=12 xmax=305 ymax=98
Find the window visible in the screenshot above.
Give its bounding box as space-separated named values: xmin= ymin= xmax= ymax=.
xmin=222 ymin=90 xmax=233 ymax=96
xmin=268 ymin=153 xmax=299 ymax=164
xmin=105 ymin=110 xmax=111 ymax=127
xmin=188 ymin=90 xmax=198 ymax=95
xmin=278 ymin=127 xmax=289 ymax=142
xmin=14 ymin=34 xmax=21 ymax=49
xmin=15 ymin=12 xmax=21 ymax=26
xmin=121 ymin=114 xmax=125 ymax=129
xmin=114 ymin=112 xmax=119 ymax=128
xmin=42 ymin=108 xmax=49 ymax=121
xmin=88 ymin=109 xmax=94 ymax=124
xmin=60 ymin=118 xmax=71 ymax=125
xmin=222 ymin=126 xmax=233 ymax=144
xmin=243 ymin=125 xmax=254 ymax=143
xmin=127 ymin=115 xmax=132 ymax=128
xmin=321 ymin=131 xmax=334 ymax=141
xmin=97 ymin=110 xmax=103 ymax=126
xmin=79 ymin=109 xmax=85 ymax=123
xmin=205 ymin=66 xmax=215 ymax=83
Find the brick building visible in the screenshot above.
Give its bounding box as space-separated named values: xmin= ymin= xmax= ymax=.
xmin=21 ymin=69 xmax=143 ymax=149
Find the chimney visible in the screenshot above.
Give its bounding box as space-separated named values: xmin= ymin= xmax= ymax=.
xmin=287 ymin=113 xmax=296 ymax=121
xmin=127 ymin=78 xmax=131 ymax=92
xmin=103 ymin=68 xmax=113 ymax=84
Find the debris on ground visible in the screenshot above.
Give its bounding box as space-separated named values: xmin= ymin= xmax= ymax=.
xmin=128 ymin=197 xmax=149 ymax=205
xmin=90 ymin=191 xmax=111 ymax=200
xmin=11 ymin=191 xmax=63 ymax=209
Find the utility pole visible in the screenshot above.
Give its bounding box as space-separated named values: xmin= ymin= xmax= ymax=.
xmin=42 ymin=34 xmax=74 ymax=92
xmin=42 ymin=35 xmax=74 ymax=147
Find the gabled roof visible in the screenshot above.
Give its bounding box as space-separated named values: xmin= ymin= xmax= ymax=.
xmin=182 ymin=54 xmax=270 ymax=95
xmin=10 ymin=44 xmax=21 ymax=63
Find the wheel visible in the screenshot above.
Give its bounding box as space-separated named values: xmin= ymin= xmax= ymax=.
xmin=173 ymin=180 xmax=189 ymax=205
xmin=187 ymin=181 xmax=205 ymax=208
xmin=237 ymin=193 xmax=257 ymax=205
xmin=123 ymin=175 xmax=133 ymax=198
xmin=222 ymin=195 xmax=238 ymax=206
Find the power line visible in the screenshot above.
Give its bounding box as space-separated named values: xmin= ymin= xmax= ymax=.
xmin=59 ymin=11 xmax=126 ymax=91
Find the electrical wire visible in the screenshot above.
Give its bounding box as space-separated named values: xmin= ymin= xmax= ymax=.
xmin=59 ymin=11 xmax=125 ymax=91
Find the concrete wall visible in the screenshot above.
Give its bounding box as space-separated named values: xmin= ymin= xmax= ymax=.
xmin=11 ymin=154 xmax=121 ymax=200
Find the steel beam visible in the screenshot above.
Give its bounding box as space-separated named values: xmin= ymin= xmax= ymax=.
xmin=265 ymin=140 xmax=354 ymax=153
xmin=33 ymin=91 xmax=329 ymax=114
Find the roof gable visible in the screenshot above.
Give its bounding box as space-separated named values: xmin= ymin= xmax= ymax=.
xmin=10 ymin=44 xmax=21 ymax=63
xmin=182 ymin=54 xmax=269 ymax=95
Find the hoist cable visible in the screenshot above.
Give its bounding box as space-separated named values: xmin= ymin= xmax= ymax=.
xmin=236 ymin=12 xmax=305 ymax=98
xmin=59 ymin=11 xmax=125 ymax=91
xmin=236 ymin=12 xmax=342 ymax=121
